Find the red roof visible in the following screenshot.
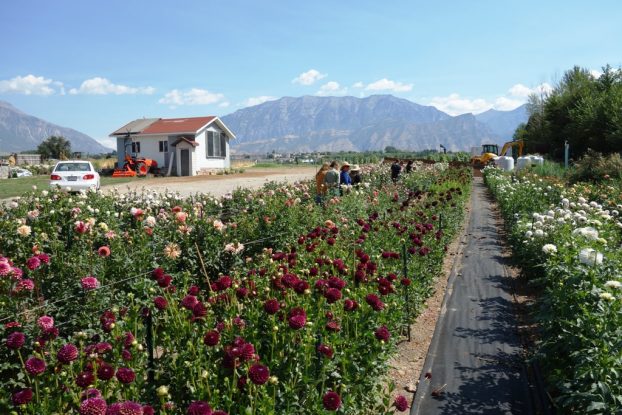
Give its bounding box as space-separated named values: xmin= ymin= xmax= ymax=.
xmin=141 ymin=116 xmax=216 ymax=134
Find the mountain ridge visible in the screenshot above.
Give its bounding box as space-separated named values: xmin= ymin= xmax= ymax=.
xmin=0 ymin=100 xmax=112 ymax=154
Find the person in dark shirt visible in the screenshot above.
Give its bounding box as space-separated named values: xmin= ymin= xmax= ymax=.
xmin=350 ymin=164 xmax=362 ymax=187
xmin=405 ymin=160 xmax=413 ymax=174
xmin=390 ymin=160 xmax=401 ymax=183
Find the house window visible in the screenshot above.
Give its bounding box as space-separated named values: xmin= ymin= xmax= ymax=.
xmin=206 ymin=131 xmax=227 ymax=158
xmin=131 ymin=142 xmax=141 ymax=153
xmin=158 ymin=141 xmax=168 ymax=152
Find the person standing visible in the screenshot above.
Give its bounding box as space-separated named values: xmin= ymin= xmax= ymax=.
xmin=391 ymin=159 xmax=401 ymax=183
xmin=315 ymin=162 xmax=330 ymax=204
xmin=339 ymin=162 xmax=352 ymax=195
xmin=323 ymin=161 xmax=340 ymax=197
xmin=405 ymin=160 xmax=413 ymax=174
xmin=349 ymin=164 xmax=362 ymax=187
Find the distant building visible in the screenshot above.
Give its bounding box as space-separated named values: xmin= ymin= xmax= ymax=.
xmin=110 ymin=116 xmax=236 ymax=176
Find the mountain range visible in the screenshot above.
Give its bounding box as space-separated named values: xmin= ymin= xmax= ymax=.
xmin=0 ymin=95 xmax=527 ymax=155
xmin=0 ymin=100 xmax=110 ymax=154
xmin=222 ymin=95 xmax=527 ymax=154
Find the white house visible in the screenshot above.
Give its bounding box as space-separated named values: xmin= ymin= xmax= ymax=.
xmin=110 ymin=116 xmax=236 ymax=176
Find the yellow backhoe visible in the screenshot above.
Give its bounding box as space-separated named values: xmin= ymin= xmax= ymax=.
xmin=471 ymin=140 xmax=524 ymax=168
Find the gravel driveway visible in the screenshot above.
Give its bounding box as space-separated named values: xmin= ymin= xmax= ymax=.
xmin=100 ymin=167 xmax=317 ymax=198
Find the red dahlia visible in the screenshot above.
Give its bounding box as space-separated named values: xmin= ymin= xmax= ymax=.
xmin=154 ymin=296 xmax=168 ymax=310
xmin=96 ymin=362 xmax=115 ymax=380
xmin=322 ymin=390 xmax=342 ymax=411
xmin=11 ymin=388 xmax=33 ymax=406
xmin=187 ymin=400 xmax=212 ymax=415
xmin=375 ymin=325 xmax=391 ymax=342
xmin=76 ymin=371 xmax=95 ymax=388
xmin=324 ymin=287 xmax=342 ymax=303
xmin=248 ymin=363 xmax=270 ymax=385
xmin=203 ymin=330 xmax=220 ymax=346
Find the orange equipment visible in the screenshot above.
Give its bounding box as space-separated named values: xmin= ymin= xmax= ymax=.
xmin=112 ymin=153 xmax=159 ymax=178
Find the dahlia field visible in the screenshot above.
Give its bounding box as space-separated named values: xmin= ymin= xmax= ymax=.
xmin=0 ymin=163 xmax=470 ymax=414
xmin=485 ymin=167 xmax=622 ymax=413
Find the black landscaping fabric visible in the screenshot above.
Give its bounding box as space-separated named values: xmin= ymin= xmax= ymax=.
xmin=411 ymin=178 xmax=534 ymax=415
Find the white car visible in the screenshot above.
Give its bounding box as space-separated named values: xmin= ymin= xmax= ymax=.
xmin=50 ymin=161 xmax=100 ymax=192
xmin=11 ymin=167 xmax=33 ymax=177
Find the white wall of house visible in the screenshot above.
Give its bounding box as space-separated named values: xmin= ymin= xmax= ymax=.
xmin=194 ymin=124 xmax=231 ymax=172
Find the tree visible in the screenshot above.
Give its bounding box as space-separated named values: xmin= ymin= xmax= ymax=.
xmin=37 ymin=136 xmax=71 ymax=160
xmin=384 ymin=146 xmax=399 ymax=153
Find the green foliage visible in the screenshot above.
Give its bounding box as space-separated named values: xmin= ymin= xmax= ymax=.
xmin=36 ymin=136 xmax=72 ymax=160
xmin=567 ymin=150 xmax=622 ymax=183
xmin=521 ymin=65 xmax=622 ymax=160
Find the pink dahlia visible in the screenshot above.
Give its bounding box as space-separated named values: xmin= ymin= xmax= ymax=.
xmin=115 ymin=367 xmax=136 ymax=384
xmin=81 ymin=276 xmax=100 ymax=291
xmin=322 ymin=390 xmax=342 ymax=411
xmin=37 ymin=315 xmax=54 ymax=330
xmin=37 ymin=253 xmax=50 ymax=264
xmin=25 ymin=357 xmax=46 ymax=375
xmin=79 ymin=397 xmax=107 ymax=415
xmin=26 ymin=256 xmax=41 ymax=270
xmin=57 ymin=343 xmax=79 ymax=364
xmin=248 ymin=363 xmax=270 ymax=385
xmin=13 ymin=279 xmax=35 ymax=293
xmin=6 ymin=331 xmax=26 ymax=349
xmin=11 ymin=388 xmax=33 ymax=406
xmin=394 ymin=395 xmax=409 ymax=411
xmin=97 ymin=246 xmax=111 ymax=257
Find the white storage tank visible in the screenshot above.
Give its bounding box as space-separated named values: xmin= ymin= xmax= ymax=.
xmin=530 ymin=155 xmax=544 ymax=166
xmin=516 ymin=156 xmax=531 ymax=170
xmin=495 ymin=156 xmax=515 ymax=171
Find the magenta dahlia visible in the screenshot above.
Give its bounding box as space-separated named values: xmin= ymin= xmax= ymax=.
xmin=25 ymin=357 xmax=46 ymax=376
xmin=81 ymin=276 xmax=100 ymax=291
xmin=79 ymin=397 xmax=107 ymax=415
xmin=37 ymin=315 xmax=54 ymax=330
xmin=6 ymin=331 xmax=25 ymax=349
xmin=115 ymin=367 xmax=136 ymax=384
xmin=26 ymin=256 xmax=41 ymax=270
xmin=57 ymin=343 xmax=79 ymax=364
xmin=326 ymin=321 xmax=341 ymax=332
xmin=263 ymin=299 xmax=280 ymax=315
xmin=248 ymin=363 xmax=270 ymax=385
xmin=322 ymin=390 xmax=342 ymax=411
xmin=365 ymin=293 xmax=385 ymax=311
xmin=394 ymin=395 xmax=409 ymax=411
xmin=187 ymin=401 xmax=212 ymax=415
xmin=181 ymin=295 xmax=198 ymax=310
xmin=317 ymin=344 xmax=334 ymax=359
xmin=76 ymin=371 xmax=95 ymax=388
xmin=11 ymin=388 xmax=33 ymax=406
xmin=343 ymin=299 xmax=358 ymax=312
xmin=96 ymin=362 xmax=115 ymax=380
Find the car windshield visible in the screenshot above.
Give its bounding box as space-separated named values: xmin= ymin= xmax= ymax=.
xmin=55 ymin=163 xmax=91 ymax=172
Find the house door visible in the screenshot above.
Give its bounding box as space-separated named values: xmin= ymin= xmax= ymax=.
xmin=164 ymin=151 xmax=170 ymax=168
xmin=180 ymin=149 xmax=190 ymax=176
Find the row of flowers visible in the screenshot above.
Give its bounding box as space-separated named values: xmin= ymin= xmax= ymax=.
xmin=1 ymin=163 xmax=471 ymax=413
xmin=484 ymin=166 xmax=622 ymax=413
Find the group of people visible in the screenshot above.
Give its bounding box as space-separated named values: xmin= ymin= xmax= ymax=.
xmin=315 ymin=160 xmax=362 ymax=203
xmin=390 ymin=159 xmax=413 ymax=183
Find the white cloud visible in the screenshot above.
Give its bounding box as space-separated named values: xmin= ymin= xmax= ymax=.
xmin=96 ymin=137 xmax=118 ymax=150
xmin=352 ymin=81 xmax=364 ymax=88
xmin=429 ymin=93 xmax=492 ymax=115
xmin=365 ymin=78 xmax=413 ymax=92
xmin=69 ymin=77 xmax=155 ymax=95
xmin=0 ymin=74 xmax=57 ymax=95
xmin=158 ymin=88 xmax=226 ymax=106
xmin=493 ymin=96 xmax=525 ymax=111
xmin=508 ymin=82 xmax=553 ymax=98
xmin=218 ymin=101 xmax=231 ymax=108
xmin=590 ymin=69 xmax=603 ymax=79
xmin=243 ymin=95 xmax=277 ymax=107
xmin=292 ymin=69 xmax=327 ymax=85
xmin=316 ymin=81 xmax=347 ymax=96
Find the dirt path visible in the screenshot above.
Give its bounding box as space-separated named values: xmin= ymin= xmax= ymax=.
xmin=410 ymin=178 xmax=536 ymax=415
xmin=100 ymin=167 xmax=317 ymax=198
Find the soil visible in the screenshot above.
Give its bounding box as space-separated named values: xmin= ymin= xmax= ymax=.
xmin=100 ymin=166 xmax=318 ymax=198
xmin=386 ymin=194 xmax=472 ymax=402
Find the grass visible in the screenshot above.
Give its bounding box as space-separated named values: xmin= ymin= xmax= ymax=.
xmin=0 ymin=176 xmax=135 ymax=199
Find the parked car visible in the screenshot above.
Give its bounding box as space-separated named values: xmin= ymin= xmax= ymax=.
xmin=11 ymin=167 xmax=33 ymax=178
xmin=50 ymin=160 xmax=100 ymax=192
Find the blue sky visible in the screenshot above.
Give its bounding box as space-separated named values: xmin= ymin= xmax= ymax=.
xmin=1 ymin=0 xmax=621 ymax=149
